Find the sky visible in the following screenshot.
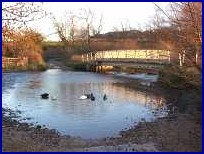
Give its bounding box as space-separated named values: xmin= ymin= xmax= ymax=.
xmin=27 ymin=2 xmax=170 ymax=41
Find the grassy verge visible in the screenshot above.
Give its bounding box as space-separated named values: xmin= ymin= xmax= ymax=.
xmin=158 ymin=65 xmax=201 ymax=91
xmin=3 ymin=63 xmax=48 ymax=72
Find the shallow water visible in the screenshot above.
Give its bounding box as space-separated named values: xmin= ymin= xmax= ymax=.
xmin=2 ymin=69 xmax=168 ymax=139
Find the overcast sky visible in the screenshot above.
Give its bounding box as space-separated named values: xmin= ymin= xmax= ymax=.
xmin=27 ymin=2 xmax=170 ymax=41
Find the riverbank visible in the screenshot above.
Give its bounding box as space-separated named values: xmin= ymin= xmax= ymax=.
xmin=2 ymin=79 xmax=201 ymax=152
xmin=2 ymin=108 xmax=158 ymax=152
xmin=112 ymin=80 xmax=202 ymax=151
xmin=2 ymin=63 xmax=47 ymax=73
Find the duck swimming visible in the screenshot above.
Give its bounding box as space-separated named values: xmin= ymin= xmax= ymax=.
xmin=89 ymin=93 xmax=95 ymax=101
xmin=103 ymin=94 xmax=107 ymax=101
xmin=79 ymin=95 xmax=88 ymax=100
xmin=79 ymin=93 xmax=95 ymax=101
xmin=90 ymin=95 xmax=95 ymax=101
xmin=41 ymin=93 xmax=49 ymax=99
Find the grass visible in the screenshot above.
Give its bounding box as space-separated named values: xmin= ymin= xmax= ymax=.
xmin=158 ymin=65 xmax=201 ymax=90
xmin=3 ymin=63 xmax=48 ymax=72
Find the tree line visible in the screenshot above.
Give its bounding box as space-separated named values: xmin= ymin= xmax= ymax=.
xmin=2 ymin=2 xmax=202 ymax=77
xmin=2 ymin=2 xmax=46 ymax=70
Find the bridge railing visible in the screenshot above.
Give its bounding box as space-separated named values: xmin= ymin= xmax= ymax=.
xmin=82 ymin=50 xmax=171 ymax=64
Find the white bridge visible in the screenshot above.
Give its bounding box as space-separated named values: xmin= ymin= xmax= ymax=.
xmin=82 ymin=50 xmax=171 ymax=72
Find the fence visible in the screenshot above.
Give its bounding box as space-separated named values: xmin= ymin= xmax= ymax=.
xmin=2 ymin=57 xmax=28 ymax=69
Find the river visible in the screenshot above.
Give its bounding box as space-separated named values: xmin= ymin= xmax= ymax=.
xmin=2 ymin=69 xmax=169 ymax=139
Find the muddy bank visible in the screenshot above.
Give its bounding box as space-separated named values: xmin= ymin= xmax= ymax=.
xmin=113 ymin=79 xmax=202 ymax=114
xmin=2 ymin=108 xmax=87 ymax=152
xmin=112 ymin=80 xmax=202 ymax=151
xmin=2 ymin=80 xmax=202 ymax=152
xmin=2 ymin=108 xmax=158 ymax=152
xmin=116 ymin=112 xmax=202 ymax=152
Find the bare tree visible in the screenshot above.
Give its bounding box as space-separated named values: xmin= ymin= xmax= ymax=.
xmin=2 ymin=2 xmax=47 ymax=70
xmin=52 ymin=8 xmax=103 ymax=53
xmin=121 ymin=19 xmax=132 ymax=32
xmin=170 ymin=2 xmax=202 ymax=70
xmin=152 ymin=2 xmax=202 ymax=89
xmin=2 ymin=2 xmax=46 ymax=57
xmin=52 ymin=12 xmax=78 ymax=48
xmin=77 ymin=8 xmax=95 ymax=51
xmin=154 ymin=2 xmax=202 ymax=71
xmin=92 ymin=14 xmax=103 ymax=37
xmin=2 ymin=2 xmax=45 ymax=29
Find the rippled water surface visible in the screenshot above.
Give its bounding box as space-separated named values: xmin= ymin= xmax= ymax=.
xmin=2 ymin=69 xmax=168 ymax=139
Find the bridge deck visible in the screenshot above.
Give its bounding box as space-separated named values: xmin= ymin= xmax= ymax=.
xmin=95 ymin=58 xmax=170 ymax=64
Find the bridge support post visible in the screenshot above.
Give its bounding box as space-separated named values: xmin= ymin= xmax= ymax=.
xmin=93 ymin=63 xmax=97 ymax=72
xmin=92 ymin=64 xmax=95 ymax=72
xmin=95 ymin=66 xmax=98 ymax=72
xmin=98 ymin=65 xmax=102 ymax=73
xmin=95 ymin=62 xmax=102 ymax=73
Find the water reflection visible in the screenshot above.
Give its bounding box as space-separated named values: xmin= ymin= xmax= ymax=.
xmin=2 ymin=69 xmax=169 ymax=139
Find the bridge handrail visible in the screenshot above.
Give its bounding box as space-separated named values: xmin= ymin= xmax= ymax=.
xmin=82 ymin=49 xmax=171 ymax=64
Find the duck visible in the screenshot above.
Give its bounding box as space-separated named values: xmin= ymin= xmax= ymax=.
xmin=103 ymin=94 xmax=107 ymax=101
xmin=90 ymin=93 xmax=95 ymax=101
xmin=79 ymin=95 xmax=88 ymax=100
xmin=90 ymin=95 xmax=95 ymax=101
xmin=41 ymin=93 xmax=49 ymax=99
xmin=79 ymin=93 xmax=95 ymax=100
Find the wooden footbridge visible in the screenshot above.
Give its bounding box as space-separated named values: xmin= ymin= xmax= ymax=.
xmin=82 ymin=50 xmax=171 ymax=72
